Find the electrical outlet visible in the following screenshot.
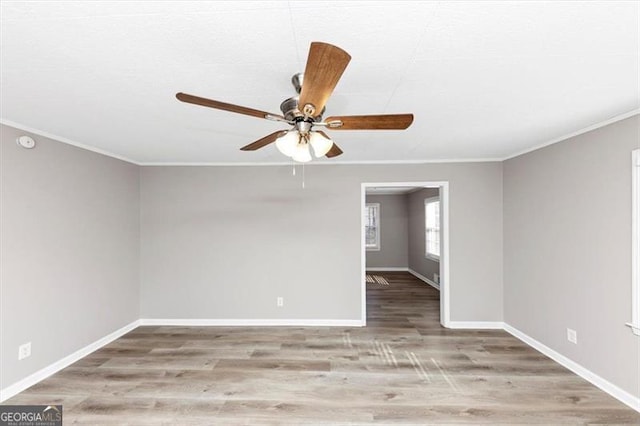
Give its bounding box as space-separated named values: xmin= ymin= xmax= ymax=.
xmin=567 ymin=328 xmax=577 ymax=344
xmin=277 ymin=297 xmax=284 ymax=307
xmin=18 ymin=342 xmax=31 ymax=360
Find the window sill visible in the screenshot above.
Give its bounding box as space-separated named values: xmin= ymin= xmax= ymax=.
xmin=425 ymin=254 xmax=440 ymax=262
xmin=626 ymin=323 xmax=640 ymax=336
xmin=366 ymin=247 xmax=381 ymax=252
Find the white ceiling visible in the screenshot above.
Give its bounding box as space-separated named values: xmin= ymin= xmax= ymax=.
xmin=1 ymin=1 xmax=638 ymax=164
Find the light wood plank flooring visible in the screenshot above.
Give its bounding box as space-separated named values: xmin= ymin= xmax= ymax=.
xmin=4 ymin=272 xmax=639 ymax=424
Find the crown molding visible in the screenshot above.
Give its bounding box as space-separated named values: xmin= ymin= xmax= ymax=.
xmin=136 ymin=158 xmax=503 ymax=166
xmin=4 ymin=108 xmax=638 ymax=166
xmin=503 ymin=108 xmax=640 ymax=161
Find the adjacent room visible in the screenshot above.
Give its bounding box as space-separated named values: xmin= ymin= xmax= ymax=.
xmin=364 ymin=185 xmax=443 ymax=314
xmin=365 ymin=186 xmax=442 ymax=286
xmin=1 ymin=1 xmax=639 ymax=424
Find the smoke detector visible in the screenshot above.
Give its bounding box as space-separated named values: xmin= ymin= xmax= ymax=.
xmin=16 ymin=135 xmax=36 ymax=149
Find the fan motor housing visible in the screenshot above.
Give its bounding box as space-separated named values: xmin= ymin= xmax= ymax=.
xmin=280 ymin=96 xmax=302 ymax=121
xmin=280 ymin=73 xmax=325 ymax=122
xmin=279 ymin=97 xmax=324 ymax=122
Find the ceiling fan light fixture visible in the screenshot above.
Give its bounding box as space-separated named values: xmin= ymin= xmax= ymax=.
xmin=292 ymin=141 xmax=312 ymax=163
xmin=308 ymin=131 xmax=333 ymax=157
xmin=275 ymin=131 xmax=299 ymax=157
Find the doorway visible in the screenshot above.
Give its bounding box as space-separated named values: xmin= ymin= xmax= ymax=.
xmin=361 ymin=181 xmax=450 ymax=327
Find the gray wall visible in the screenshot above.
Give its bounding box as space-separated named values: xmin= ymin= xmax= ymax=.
xmin=0 ymin=125 xmax=505 ymax=390
xmin=0 ymin=124 xmax=140 ymax=390
xmin=408 ymin=188 xmax=441 ymax=284
xmin=365 ymin=194 xmax=408 ymax=269
xmin=140 ymin=162 xmax=504 ymax=322
xmin=4 ymin=112 xmax=637 ymax=402
xmin=503 ymin=115 xmax=640 ymax=397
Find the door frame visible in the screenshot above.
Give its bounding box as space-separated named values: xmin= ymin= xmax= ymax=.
xmin=361 ymin=181 xmax=450 ymax=327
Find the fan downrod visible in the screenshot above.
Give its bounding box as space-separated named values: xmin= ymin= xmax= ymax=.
xmin=291 ymin=73 xmax=304 ymax=94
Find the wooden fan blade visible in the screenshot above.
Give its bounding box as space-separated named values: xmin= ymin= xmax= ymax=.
xmin=240 ymin=131 xmax=287 ymax=151
xmin=298 ymin=42 xmax=351 ymax=117
xmin=176 ymin=92 xmax=285 ymax=121
xmin=325 ymin=114 xmax=414 ymax=130
xmin=325 ymin=143 xmax=343 ymax=158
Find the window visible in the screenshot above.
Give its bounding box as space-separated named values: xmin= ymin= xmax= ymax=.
xmin=425 ymin=198 xmax=440 ymax=259
xmin=631 ymin=149 xmax=640 ymax=336
xmin=365 ymin=203 xmax=380 ymax=250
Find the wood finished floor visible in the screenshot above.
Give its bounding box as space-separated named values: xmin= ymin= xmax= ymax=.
xmin=4 ymin=272 xmax=639 ymax=424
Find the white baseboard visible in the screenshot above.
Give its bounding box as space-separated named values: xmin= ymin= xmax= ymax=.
xmin=504 ymin=323 xmax=640 ymax=413
xmin=407 ymin=268 xmax=440 ymax=290
xmin=139 ymin=319 xmax=364 ymax=327
xmin=0 ymin=319 xmax=140 ymax=403
xmin=448 ymin=321 xmax=505 ymax=329
xmin=365 ymin=267 xmax=408 ymax=272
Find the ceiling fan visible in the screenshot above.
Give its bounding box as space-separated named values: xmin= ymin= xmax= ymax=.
xmin=176 ymin=42 xmax=414 ymax=162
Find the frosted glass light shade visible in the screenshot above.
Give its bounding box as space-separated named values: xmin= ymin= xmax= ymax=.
xmin=292 ymin=142 xmax=312 ymax=163
xmin=275 ymin=131 xmax=299 ymax=157
xmin=309 ymin=131 xmax=333 ymax=157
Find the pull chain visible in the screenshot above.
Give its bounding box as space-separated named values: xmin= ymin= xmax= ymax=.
xmin=291 ymin=163 xmax=305 ymax=188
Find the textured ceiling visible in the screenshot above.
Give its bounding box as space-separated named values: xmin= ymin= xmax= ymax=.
xmin=1 ymin=1 xmax=638 ymax=164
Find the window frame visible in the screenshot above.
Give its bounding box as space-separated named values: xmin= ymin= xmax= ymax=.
xmin=365 ymin=203 xmax=381 ymax=251
xmin=424 ymin=196 xmax=441 ymax=261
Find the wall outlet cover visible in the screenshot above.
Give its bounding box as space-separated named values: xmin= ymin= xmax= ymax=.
xmin=18 ymin=342 xmax=31 ymax=360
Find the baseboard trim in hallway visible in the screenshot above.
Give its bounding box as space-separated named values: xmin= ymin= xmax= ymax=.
xmin=504 ymin=323 xmax=640 ymax=413
xmin=407 ymin=268 xmax=440 ymax=290
xmin=0 ymin=319 xmax=140 ymax=403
